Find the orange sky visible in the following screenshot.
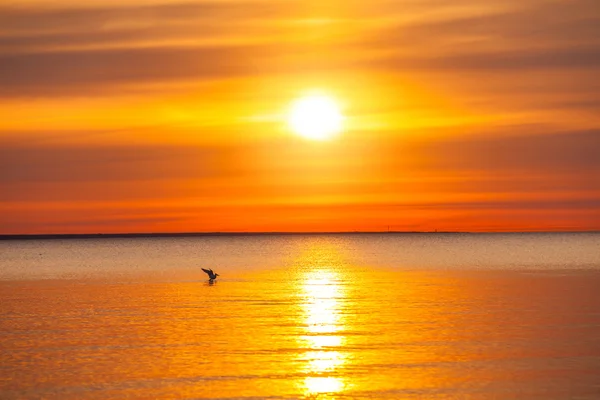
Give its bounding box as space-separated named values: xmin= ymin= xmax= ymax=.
xmin=1 ymin=0 xmax=599 ymax=233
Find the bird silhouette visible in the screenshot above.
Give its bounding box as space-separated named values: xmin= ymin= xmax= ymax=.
xmin=201 ymin=268 xmax=219 ymax=281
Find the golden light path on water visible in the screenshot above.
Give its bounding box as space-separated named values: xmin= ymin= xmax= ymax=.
xmin=295 ymin=241 xmax=350 ymax=397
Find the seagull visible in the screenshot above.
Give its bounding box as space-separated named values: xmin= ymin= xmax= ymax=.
xmin=201 ymin=268 xmax=219 ymax=281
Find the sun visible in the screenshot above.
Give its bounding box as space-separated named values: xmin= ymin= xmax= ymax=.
xmin=288 ymin=94 xmax=343 ymax=140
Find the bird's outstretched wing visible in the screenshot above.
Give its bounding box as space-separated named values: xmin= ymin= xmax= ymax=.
xmin=201 ymin=268 xmax=211 ymax=275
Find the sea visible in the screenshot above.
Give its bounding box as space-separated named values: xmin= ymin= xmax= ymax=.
xmin=1 ymin=233 xmax=599 ymax=399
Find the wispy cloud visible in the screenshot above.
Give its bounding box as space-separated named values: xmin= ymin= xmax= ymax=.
xmin=1 ymin=0 xmax=599 ymax=98
xmin=1 ymin=0 xmax=598 ymax=232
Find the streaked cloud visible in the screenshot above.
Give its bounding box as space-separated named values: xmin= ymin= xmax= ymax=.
xmin=2 ymin=0 xmax=598 ymax=97
xmin=0 ymin=0 xmax=598 ymax=232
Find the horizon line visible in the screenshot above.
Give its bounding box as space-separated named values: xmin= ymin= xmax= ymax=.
xmin=1 ymin=230 xmax=598 ymax=240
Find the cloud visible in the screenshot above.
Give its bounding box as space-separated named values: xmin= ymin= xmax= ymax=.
xmin=3 ymin=42 xmax=598 ymax=97
xmin=0 ymin=2 xmax=295 ymax=34
xmin=0 ymin=142 xmax=247 ymax=184
xmin=0 ymin=23 xmax=241 ymax=53
xmin=2 ymin=127 xmax=598 ymax=205
xmin=426 ymin=128 xmax=600 ymax=173
xmin=387 ymin=1 xmax=600 ymax=48
xmin=365 ymin=0 xmax=600 ymax=71
xmin=0 ymin=44 xmax=275 ymax=96
xmin=384 ymin=47 xmax=600 ymax=72
xmin=390 ymin=198 xmax=600 ymax=211
xmin=0 ymin=2 xmax=308 ymax=55
xmin=1 ymin=0 xmax=599 ymax=98
xmin=0 ymin=1 xmax=343 ymax=95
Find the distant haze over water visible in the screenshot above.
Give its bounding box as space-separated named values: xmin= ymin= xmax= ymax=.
xmin=1 ymin=233 xmax=599 ymax=280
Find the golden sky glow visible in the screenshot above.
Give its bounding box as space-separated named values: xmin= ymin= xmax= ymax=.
xmin=0 ymin=0 xmax=599 ymax=233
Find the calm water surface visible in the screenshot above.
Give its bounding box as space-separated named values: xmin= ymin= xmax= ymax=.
xmin=1 ymin=233 xmax=599 ymax=399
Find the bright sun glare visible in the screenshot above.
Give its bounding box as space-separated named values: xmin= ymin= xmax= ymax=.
xmin=288 ymin=94 xmax=343 ymax=140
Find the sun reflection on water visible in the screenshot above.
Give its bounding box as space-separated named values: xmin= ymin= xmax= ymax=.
xmin=304 ymin=270 xmax=342 ymax=336
xmin=304 ymin=376 xmax=345 ymax=395
xmin=305 ymin=350 xmax=345 ymax=372
xmin=296 ymin=240 xmax=350 ymax=397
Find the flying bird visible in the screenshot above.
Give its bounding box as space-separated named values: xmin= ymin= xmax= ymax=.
xmin=201 ymin=268 xmax=219 ymax=281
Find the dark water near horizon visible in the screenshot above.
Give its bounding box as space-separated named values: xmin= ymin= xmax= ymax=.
xmin=1 ymin=233 xmax=600 ymax=399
